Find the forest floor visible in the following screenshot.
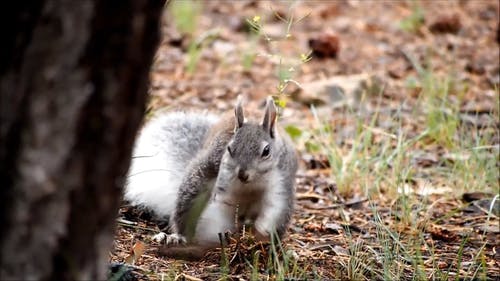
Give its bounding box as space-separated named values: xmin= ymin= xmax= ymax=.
xmin=110 ymin=1 xmax=499 ymax=280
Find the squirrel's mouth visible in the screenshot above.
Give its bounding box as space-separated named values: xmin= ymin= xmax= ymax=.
xmin=237 ymin=169 xmax=250 ymax=183
xmin=238 ymin=178 xmax=250 ymax=184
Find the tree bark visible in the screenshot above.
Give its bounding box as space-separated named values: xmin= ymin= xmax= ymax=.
xmin=0 ymin=0 xmax=164 ymax=280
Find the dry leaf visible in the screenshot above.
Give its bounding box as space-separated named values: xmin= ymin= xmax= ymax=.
xmin=124 ymin=241 xmax=146 ymax=265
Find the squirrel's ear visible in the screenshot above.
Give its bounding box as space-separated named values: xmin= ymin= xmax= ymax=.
xmin=262 ymin=96 xmax=277 ymax=138
xmin=234 ymin=95 xmax=244 ymax=130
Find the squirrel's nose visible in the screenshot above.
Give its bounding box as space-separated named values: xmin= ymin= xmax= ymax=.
xmin=238 ymin=169 xmax=249 ymax=182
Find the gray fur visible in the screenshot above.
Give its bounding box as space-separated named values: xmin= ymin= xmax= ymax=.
xmin=126 ymin=97 xmax=298 ymax=246
xmin=172 ymin=129 xmax=233 ymax=235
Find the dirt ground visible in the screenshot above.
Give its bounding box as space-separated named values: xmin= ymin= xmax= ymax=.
xmin=110 ymin=1 xmax=499 ymax=280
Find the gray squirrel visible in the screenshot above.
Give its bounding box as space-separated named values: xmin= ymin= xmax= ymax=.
xmin=124 ymin=96 xmax=298 ymax=247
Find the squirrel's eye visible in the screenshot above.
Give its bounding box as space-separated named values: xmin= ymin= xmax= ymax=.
xmin=227 ymin=146 xmax=233 ymax=156
xmin=261 ymin=145 xmax=271 ymax=158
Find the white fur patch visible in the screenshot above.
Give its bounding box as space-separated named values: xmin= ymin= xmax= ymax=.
xmin=254 ymin=170 xmax=287 ymax=236
xmin=124 ymin=112 xmax=218 ymax=218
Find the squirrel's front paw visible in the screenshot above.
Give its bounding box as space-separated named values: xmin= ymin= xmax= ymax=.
xmin=152 ymin=232 xmax=168 ymax=243
xmin=166 ymin=233 xmax=187 ymax=245
xmin=152 ymin=232 xmax=187 ymax=245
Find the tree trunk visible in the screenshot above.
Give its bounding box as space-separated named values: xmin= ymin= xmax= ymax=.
xmin=0 ymin=0 xmax=164 ymax=279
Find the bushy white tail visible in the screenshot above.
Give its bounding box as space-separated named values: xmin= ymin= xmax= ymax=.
xmin=124 ymin=112 xmax=218 ymax=218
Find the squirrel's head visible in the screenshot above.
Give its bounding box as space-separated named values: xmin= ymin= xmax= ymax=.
xmin=221 ymin=96 xmax=278 ymax=184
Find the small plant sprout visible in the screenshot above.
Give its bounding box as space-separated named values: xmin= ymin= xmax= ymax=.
xmin=300 ymin=51 xmax=313 ymax=63
xmin=399 ymin=2 xmax=425 ymax=33
xmin=245 ymin=5 xmax=311 ymax=111
xmin=272 ymin=4 xmax=311 ymax=40
xmin=186 ymin=28 xmax=220 ymax=74
xmin=170 ymin=0 xmax=201 ymax=35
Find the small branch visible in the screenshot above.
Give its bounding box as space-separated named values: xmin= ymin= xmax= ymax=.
xmin=116 ymin=220 xmax=158 ymax=233
xmin=303 ymin=198 xmax=368 ymax=210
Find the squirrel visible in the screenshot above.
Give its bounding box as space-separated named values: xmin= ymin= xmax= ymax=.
xmin=124 ymin=96 xmax=298 ymax=248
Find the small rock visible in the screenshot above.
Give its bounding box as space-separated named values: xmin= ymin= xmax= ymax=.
xmin=309 ymin=32 xmax=340 ymax=59
xmin=412 ymin=151 xmax=439 ymax=168
xmin=429 ymin=14 xmax=461 ymax=34
xmin=344 ymin=197 xmax=367 ymax=209
xmin=324 ymin=223 xmax=343 ymax=234
xmin=341 ymin=223 xmax=364 ymax=234
xmin=294 ymin=73 xmax=383 ymax=107
xmin=462 ymin=192 xmax=493 ymax=202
